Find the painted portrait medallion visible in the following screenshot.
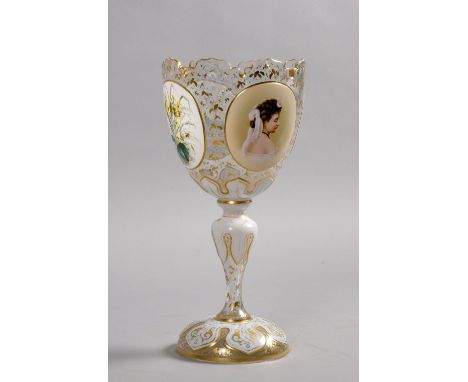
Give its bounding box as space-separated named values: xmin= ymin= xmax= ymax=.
xmin=225 ymin=82 xmax=297 ymax=172
xmin=163 ymin=81 xmax=205 ymax=169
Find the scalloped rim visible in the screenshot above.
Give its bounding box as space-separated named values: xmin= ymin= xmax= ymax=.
xmin=162 ymin=56 xmax=305 ymax=71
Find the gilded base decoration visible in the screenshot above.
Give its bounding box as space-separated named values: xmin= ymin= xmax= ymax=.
xmin=174 ymin=200 xmax=289 ymax=363
xmin=176 ymin=317 xmax=288 ymax=363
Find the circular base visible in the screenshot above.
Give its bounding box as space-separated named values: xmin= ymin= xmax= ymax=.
xmin=176 ymin=316 xmax=288 ymax=363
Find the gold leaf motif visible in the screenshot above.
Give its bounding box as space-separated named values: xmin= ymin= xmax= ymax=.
xmin=223 ymin=233 xmax=233 ymax=262
xmin=243 ymin=233 xmax=254 ymax=261
xmin=214 ymin=347 xmax=231 ymax=357
xmin=209 ymin=104 xmax=223 ymax=113
xmin=249 ymin=71 xmax=265 ymax=78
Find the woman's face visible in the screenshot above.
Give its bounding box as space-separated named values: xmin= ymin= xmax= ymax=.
xmin=263 ymin=113 xmax=280 ymax=134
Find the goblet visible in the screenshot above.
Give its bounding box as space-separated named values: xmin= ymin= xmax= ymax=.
xmin=162 ymin=57 xmax=305 ymax=363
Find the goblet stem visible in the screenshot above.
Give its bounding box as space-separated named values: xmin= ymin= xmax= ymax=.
xmin=211 ymin=200 xmax=257 ymax=322
xmin=176 ymin=198 xmax=288 ymax=362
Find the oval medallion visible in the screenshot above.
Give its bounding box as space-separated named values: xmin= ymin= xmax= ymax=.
xmin=225 ymin=82 xmax=297 ymax=172
xmin=163 ymin=81 xmax=205 ymax=169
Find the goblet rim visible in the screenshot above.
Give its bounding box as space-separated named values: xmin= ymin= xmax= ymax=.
xmin=162 ymin=56 xmax=305 ymax=71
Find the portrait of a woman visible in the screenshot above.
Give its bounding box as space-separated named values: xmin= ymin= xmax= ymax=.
xmin=241 ymin=99 xmax=282 ymax=158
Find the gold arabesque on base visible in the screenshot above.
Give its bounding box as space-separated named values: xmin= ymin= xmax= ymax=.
xmin=176 ymin=319 xmax=289 ymax=363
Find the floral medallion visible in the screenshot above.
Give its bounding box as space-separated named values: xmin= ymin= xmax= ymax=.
xmin=163 ymin=81 xmax=205 ymax=169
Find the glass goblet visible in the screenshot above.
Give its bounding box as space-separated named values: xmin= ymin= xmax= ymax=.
xmin=162 ymin=57 xmax=305 ymax=363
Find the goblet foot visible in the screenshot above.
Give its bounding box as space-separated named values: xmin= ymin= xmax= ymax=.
xmin=176 ymin=316 xmax=288 ymax=363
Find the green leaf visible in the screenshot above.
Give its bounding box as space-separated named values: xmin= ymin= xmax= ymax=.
xmin=176 ymin=142 xmax=190 ymax=163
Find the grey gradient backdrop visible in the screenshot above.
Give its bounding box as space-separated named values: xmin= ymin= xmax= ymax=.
xmin=109 ymin=0 xmax=358 ymax=381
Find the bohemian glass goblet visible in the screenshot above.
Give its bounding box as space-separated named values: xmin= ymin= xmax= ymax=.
xmin=162 ymin=57 xmax=305 ymax=362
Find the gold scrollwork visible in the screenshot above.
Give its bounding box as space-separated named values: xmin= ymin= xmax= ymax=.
xmin=223 ymin=233 xmax=233 ymax=263
xmin=190 ymin=173 xmax=274 ymax=197
xmin=176 ymin=319 xmax=289 ymax=363
xmin=222 ymin=232 xmax=254 ymax=266
xmin=243 ymin=233 xmax=254 ymax=262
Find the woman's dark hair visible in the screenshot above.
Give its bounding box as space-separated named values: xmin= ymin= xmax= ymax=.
xmin=250 ymin=99 xmax=282 ymax=128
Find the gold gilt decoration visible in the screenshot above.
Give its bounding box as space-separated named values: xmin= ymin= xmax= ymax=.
xmin=243 ymin=233 xmax=254 ymax=262
xmin=217 ymin=199 xmax=252 ymax=205
xmin=189 ymin=173 xmax=275 ymax=197
xmin=215 ymin=231 xmax=255 ymax=322
xmin=223 ymin=233 xmax=233 ymax=262
xmin=269 ymin=69 xmax=279 ymax=78
xmin=221 ymin=232 xmax=254 ymax=265
xmin=249 ymin=70 xmax=265 ymax=78
xmin=209 ymin=123 xmax=222 ymax=130
xmin=176 ymin=318 xmax=289 ymax=363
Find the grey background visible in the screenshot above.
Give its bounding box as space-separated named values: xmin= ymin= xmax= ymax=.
xmin=109 ymin=0 xmax=358 ymax=381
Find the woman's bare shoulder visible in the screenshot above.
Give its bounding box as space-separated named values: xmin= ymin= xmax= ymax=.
xmin=262 ymin=136 xmax=276 ymax=153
